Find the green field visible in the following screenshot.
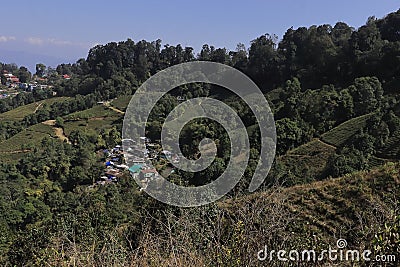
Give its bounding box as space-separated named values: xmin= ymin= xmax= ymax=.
xmin=321 ymin=113 xmax=373 ymax=147
xmin=64 ymin=105 xmax=122 ymax=120
xmin=0 ymin=123 xmax=56 ymax=152
xmin=0 ymin=97 xmax=70 ymax=121
xmin=63 ymin=117 xmax=119 ymax=136
xmin=0 ymin=102 xmax=123 ymax=157
xmin=0 ymin=152 xmax=25 ymax=163
xmin=62 ymin=104 xmax=122 ymax=136
xmin=274 ymin=139 xmax=336 ymax=184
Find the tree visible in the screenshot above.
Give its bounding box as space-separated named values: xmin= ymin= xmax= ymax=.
xmin=17 ymin=66 xmax=31 ymax=83
xmin=248 ymin=34 xmax=280 ymax=91
xmin=35 ymin=63 xmax=46 ymax=77
xmin=327 ymin=147 xmax=369 ymax=177
xmin=348 ymin=77 xmax=383 ymax=115
xmin=276 ymin=118 xmax=308 ymax=155
xmin=230 ymin=43 xmax=248 ymax=71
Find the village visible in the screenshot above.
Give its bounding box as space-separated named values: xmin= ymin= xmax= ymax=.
xmin=0 ymin=69 xmax=71 ymax=99
xmin=93 ymin=137 xmax=180 ymax=189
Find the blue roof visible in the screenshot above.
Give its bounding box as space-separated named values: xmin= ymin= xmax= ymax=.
xmin=129 ymin=164 xmax=142 ymax=173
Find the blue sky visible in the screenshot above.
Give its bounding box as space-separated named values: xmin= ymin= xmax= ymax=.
xmin=0 ymin=0 xmax=398 ymax=71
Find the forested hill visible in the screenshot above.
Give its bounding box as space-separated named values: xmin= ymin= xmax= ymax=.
xmin=0 ymin=9 xmax=399 ymax=267
xmin=68 ymin=8 xmax=400 ymax=93
xmin=1 ymin=9 xmax=399 ymax=110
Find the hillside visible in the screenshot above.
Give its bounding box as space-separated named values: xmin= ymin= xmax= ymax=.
xmin=0 ymin=8 xmax=399 ymax=266
xmin=36 ymin=163 xmax=398 ymax=266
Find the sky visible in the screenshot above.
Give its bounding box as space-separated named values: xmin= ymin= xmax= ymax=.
xmin=0 ymin=0 xmax=398 ymax=72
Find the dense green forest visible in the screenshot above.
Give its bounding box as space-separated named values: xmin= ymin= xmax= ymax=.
xmin=0 ymin=9 xmax=399 ymax=266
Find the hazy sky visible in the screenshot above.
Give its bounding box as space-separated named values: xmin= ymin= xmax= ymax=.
xmin=0 ymin=0 xmax=398 ymax=71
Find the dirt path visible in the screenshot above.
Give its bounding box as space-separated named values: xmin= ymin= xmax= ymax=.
xmin=42 ymin=119 xmax=56 ymax=126
xmin=108 ymin=106 xmax=125 ymax=114
xmin=54 ymin=127 xmax=70 ymax=143
xmin=34 ymin=102 xmax=43 ymax=113
xmin=103 ymin=101 xmax=125 ymax=114
xmin=42 ymin=120 xmax=70 ymax=144
xmin=317 ymin=138 xmax=337 ymax=150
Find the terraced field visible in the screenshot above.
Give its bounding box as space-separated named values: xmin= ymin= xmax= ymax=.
xmin=0 ymin=97 xmax=70 ymax=121
xmin=377 ymin=130 xmax=400 ymax=158
xmin=0 ymin=123 xmax=57 ymax=152
xmin=274 ymin=139 xmax=336 ymax=184
xmin=321 ymin=113 xmax=373 ymax=147
xmin=61 ymin=104 xmax=122 ymax=136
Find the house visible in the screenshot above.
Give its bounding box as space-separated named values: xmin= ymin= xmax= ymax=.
xmin=10 ymin=76 xmax=19 ymax=83
xmin=105 ymin=168 xmax=122 ymax=177
xmin=172 ymin=155 xmax=180 ymax=163
xmin=129 ymin=164 xmax=143 ymax=179
xmin=160 ymin=150 xmax=172 ymax=159
xmin=28 ymin=84 xmax=38 ymax=91
xmin=111 ymin=157 xmax=120 ymax=162
xmin=112 ymin=145 xmax=122 ymax=153
xmin=105 ymin=161 xmax=114 ymax=167
xmin=130 ymin=148 xmax=148 ymax=158
xmin=129 ymin=164 xmax=142 ymax=173
xmin=139 ymin=168 xmax=158 ymax=180
xmin=139 ymin=137 xmax=151 ymax=143
xmin=62 ymin=74 xmax=71 ymax=79
xmin=116 ymin=164 xmax=129 ymax=170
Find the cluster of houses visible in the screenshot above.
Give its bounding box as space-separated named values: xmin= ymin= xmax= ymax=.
xmin=3 ymin=72 xmax=19 ymax=84
xmin=93 ymin=137 xmax=180 ymax=190
xmin=94 ymin=145 xmax=129 ymax=186
xmin=1 ymin=70 xmax=49 ymax=92
xmin=1 ymin=71 xmax=20 ymax=98
xmin=124 ymin=137 xmax=161 ymax=190
xmin=1 ymin=70 xmax=71 ymax=94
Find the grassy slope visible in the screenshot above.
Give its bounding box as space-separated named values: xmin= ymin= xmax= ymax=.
xmin=63 ymin=104 xmax=123 ymax=136
xmin=281 ymin=139 xmax=335 ymax=174
xmin=64 ymin=104 xmax=121 ymax=120
xmin=221 ymin=162 xmax=399 ymax=256
xmin=110 ymin=95 xmax=131 ymax=112
xmin=0 ymin=97 xmax=70 ymax=121
xmin=0 ymin=103 xmax=124 ymax=162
